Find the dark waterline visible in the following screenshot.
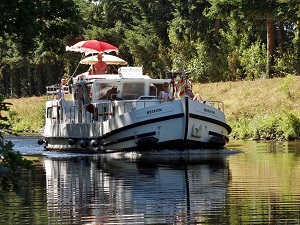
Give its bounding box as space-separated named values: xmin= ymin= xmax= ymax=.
xmin=1 ymin=135 xmax=300 ymax=224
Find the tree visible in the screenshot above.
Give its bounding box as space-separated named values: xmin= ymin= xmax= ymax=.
xmin=0 ymin=98 xmax=33 ymax=199
xmin=169 ymin=0 xmax=229 ymax=81
xmin=127 ymin=0 xmax=174 ymax=77
xmin=88 ymin=0 xmax=174 ymax=77
xmin=278 ymin=0 xmax=300 ymax=74
xmin=208 ymin=0 xmax=298 ymax=79
xmin=0 ymin=0 xmax=84 ymax=97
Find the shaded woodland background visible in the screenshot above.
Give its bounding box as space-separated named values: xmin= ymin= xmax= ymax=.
xmin=1 ymin=0 xmax=300 ymax=98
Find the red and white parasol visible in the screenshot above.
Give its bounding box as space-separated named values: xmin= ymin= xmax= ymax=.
xmin=66 ymin=40 xmax=118 ymax=54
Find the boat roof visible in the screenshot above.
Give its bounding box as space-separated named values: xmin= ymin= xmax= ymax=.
xmin=73 ymin=66 xmax=169 ymax=84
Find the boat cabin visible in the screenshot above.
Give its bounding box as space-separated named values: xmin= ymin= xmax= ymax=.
xmin=45 ymin=67 xmax=170 ymax=125
xmin=71 ymin=67 xmax=169 ymax=102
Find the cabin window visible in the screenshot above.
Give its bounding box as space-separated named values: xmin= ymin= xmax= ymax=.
xmin=47 ymin=107 xmax=52 ymax=118
xmin=122 ymin=83 xmax=144 ymax=99
xmin=86 ymin=83 xmax=92 ymax=101
xmin=46 ymin=106 xmax=59 ymax=120
xmin=97 ymin=83 xmax=117 ymax=100
xmin=149 ymin=83 xmax=159 ymax=97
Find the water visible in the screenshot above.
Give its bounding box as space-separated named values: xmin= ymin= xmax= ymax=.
xmin=1 ymin=135 xmax=300 ymax=224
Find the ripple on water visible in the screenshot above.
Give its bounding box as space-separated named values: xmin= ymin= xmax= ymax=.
xmin=2 ymin=136 xmax=300 ymax=224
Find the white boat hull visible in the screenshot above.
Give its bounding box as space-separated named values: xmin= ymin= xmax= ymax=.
xmin=41 ymin=97 xmax=230 ymax=152
xmin=100 ymin=97 xmax=230 ymax=151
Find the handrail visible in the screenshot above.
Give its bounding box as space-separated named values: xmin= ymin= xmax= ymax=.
xmin=207 ymin=100 xmax=224 ymax=112
xmin=46 ymin=84 xmax=69 ymax=100
xmin=48 ymin=98 xmax=225 ymax=125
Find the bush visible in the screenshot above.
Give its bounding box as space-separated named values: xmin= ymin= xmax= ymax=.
xmin=229 ymin=111 xmax=300 ymax=141
xmin=280 ymin=74 xmax=296 ymax=101
xmin=278 ymin=112 xmax=300 ymax=140
xmin=0 ymin=98 xmax=33 ymax=199
xmin=274 ymin=49 xmax=299 ymax=77
xmin=229 ymin=118 xmax=252 ymax=140
xmin=240 ymin=41 xmax=267 ymax=80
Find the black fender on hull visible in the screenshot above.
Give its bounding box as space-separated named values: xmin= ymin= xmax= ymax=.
xmin=136 ymin=136 xmax=159 ymax=146
xmin=209 ymin=136 xmax=226 ymax=147
xmin=37 ymin=138 xmax=45 ymax=145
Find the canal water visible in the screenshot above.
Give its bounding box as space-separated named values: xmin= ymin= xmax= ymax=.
xmin=1 ymin=135 xmax=300 ymax=225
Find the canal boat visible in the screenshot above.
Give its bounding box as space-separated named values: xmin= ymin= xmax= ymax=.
xmin=38 ymin=65 xmax=231 ymax=153
xmin=38 ymin=40 xmax=231 ymax=152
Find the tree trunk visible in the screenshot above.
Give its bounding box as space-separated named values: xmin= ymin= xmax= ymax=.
xmin=266 ymin=18 xmax=275 ymax=78
xmin=214 ymin=18 xmax=221 ymax=42
xmin=278 ymin=20 xmax=284 ymax=53
xmin=296 ymin=19 xmax=300 ymax=74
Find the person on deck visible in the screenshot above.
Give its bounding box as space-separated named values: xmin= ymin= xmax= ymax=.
xmin=193 ymin=93 xmax=204 ymax=103
xmin=89 ymin=54 xmax=110 ymax=74
xmin=57 ymin=78 xmax=68 ymax=99
xmin=184 ymin=83 xmax=205 ymax=103
xmin=184 ymin=85 xmax=194 ymax=100
xmin=99 ymin=86 xmax=118 ymax=100
xmin=159 ymin=82 xmax=174 ymax=103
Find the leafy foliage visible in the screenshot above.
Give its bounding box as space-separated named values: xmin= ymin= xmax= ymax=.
xmin=279 ymin=112 xmax=300 ymax=140
xmin=240 ymin=41 xmax=267 ymax=80
xmin=280 ymin=74 xmax=296 ymax=100
xmin=229 ymin=110 xmax=300 ymax=141
xmin=0 ymin=98 xmax=33 ymax=200
xmin=1 ymin=0 xmax=300 ymax=97
xmin=274 ymin=49 xmax=300 ymax=77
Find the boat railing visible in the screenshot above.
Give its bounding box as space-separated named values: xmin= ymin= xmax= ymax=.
xmin=58 ymin=99 xmax=225 ymax=125
xmin=68 ymin=105 xmax=95 ymax=124
xmin=121 ymin=94 xmax=139 ymax=100
xmin=65 ymin=102 xmax=115 ymax=124
xmin=46 ymin=85 xmax=69 ymax=100
xmin=208 ymin=100 xmax=224 ymax=112
xmin=63 ymin=99 xmax=160 ymax=124
xmin=114 ymin=99 xmax=160 ymax=115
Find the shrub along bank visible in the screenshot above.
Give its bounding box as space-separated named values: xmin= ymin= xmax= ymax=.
xmin=6 ymin=75 xmax=300 ymax=140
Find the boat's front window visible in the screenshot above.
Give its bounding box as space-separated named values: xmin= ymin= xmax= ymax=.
xmin=149 ymin=83 xmax=160 ymax=98
xmin=95 ymin=83 xmax=118 ymax=100
xmin=122 ymin=82 xmax=144 ymax=100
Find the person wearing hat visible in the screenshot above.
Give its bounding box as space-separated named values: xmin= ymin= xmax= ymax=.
xmin=89 ymin=54 xmax=110 ymax=75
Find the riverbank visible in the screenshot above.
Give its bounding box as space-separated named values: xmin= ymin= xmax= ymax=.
xmin=6 ymin=75 xmax=300 ymax=140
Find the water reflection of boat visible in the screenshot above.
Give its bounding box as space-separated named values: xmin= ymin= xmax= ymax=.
xmin=44 ymin=152 xmax=231 ymax=224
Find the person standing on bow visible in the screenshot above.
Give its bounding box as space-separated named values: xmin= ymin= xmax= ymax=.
xmin=57 ymin=78 xmax=68 ymax=99
xmin=159 ymin=82 xmax=174 ymax=103
xmin=89 ymin=53 xmax=110 ymax=74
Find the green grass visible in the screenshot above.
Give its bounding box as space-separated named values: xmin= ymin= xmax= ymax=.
xmin=6 ymin=96 xmax=46 ymax=133
xmin=193 ymin=76 xmax=300 ymax=140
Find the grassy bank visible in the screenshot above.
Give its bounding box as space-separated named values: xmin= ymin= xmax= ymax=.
xmin=194 ymin=75 xmax=300 ymax=140
xmin=5 ymin=75 xmax=300 ymax=140
xmin=7 ymin=96 xmax=46 ymax=133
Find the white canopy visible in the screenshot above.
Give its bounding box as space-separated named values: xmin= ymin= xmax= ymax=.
xmin=80 ymin=54 xmax=127 ymax=65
